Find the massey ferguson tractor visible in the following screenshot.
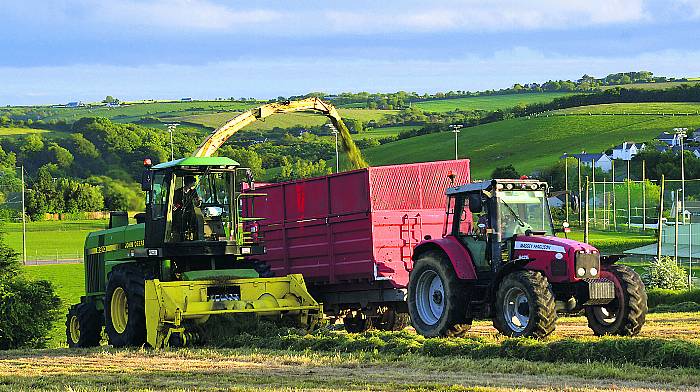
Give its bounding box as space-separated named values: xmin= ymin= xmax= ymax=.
xmin=408 ymin=178 xmax=647 ymax=338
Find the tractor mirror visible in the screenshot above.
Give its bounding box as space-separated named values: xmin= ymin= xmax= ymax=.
xmin=468 ymin=193 xmax=482 ymax=213
xmin=141 ymin=170 xmax=153 ymax=191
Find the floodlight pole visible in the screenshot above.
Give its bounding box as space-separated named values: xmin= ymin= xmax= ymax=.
xmin=675 ymin=128 xmax=688 ymax=223
xmin=326 ymin=124 xmax=339 ymax=173
xmin=19 ymin=165 xmax=26 ymax=265
xmin=450 ymin=124 xmax=463 ymax=160
xmin=166 ymin=123 xmax=180 ymax=161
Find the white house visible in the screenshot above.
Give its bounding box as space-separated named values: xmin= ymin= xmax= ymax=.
xmin=562 ymin=152 xmax=613 ymax=172
xmin=656 ymin=132 xmax=682 ymax=147
xmin=611 ymin=142 xmax=645 ymax=161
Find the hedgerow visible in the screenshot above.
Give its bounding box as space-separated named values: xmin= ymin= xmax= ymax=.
xmin=647 ymin=288 xmax=700 ymax=308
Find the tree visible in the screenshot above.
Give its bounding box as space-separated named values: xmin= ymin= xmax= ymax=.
xmin=0 ymin=227 xmax=60 ymax=349
xmin=48 ymin=143 xmax=74 ymax=168
xmin=492 ymin=164 xmax=520 ymax=179
xmin=20 ymin=134 xmax=44 ymax=154
xmin=102 ymin=96 xmax=119 ymax=104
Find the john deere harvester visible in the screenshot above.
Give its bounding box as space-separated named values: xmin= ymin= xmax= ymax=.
xmin=66 ymin=98 xmax=364 ymax=348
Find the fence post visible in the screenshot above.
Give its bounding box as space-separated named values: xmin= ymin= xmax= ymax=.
xmin=585 ymin=176 xmax=590 ymax=243
xmin=656 ymin=174 xmax=665 ymax=260
xmin=642 ymin=160 xmax=646 ymax=231
xmin=592 ymin=161 xmax=596 ymax=228
xmin=578 ymin=158 xmax=582 ymax=227
xmin=627 ymin=160 xmax=631 ymax=229
xmin=565 ymin=157 xmax=569 ymax=223
xmin=612 ymin=160 xmax=617 ymax=231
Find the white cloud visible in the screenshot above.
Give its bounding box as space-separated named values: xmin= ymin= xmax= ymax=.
xmin=5 ymin=0 xmax=653 ymax=35
xmin=323 ymin=0 xmax=650 ymax=33
xmin=3 ymin=47 xmax=699 ymax=105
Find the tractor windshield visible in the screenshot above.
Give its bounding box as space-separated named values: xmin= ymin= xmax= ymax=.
xmin=497 ymin=190 xmax=554 ymax=238
xmin=171 ymin=171 xmax=235 ymax=242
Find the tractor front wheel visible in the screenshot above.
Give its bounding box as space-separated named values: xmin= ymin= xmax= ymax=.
xmin=66 ymin=301 xmax=102 ymax=348
xmin=104 ymin=265 xmax=147 ymax=347
xmin=493 ymin=270 xmax=557 ymax=338
xmin=408 ymin=252 xmax=468 ymax=337
xmin=585 ymin=264 xmax=647 ymax=336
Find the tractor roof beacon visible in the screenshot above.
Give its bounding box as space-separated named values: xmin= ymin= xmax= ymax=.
xmin=65 ymin=98 xmax=363 ymax=349
xmin=408 ymin=178 xmax=647 ymax=338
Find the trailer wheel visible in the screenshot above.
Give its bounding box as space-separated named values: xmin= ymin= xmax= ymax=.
xmin=493 ymin=270 xmax=557 ymax=338
xmin=373 ymin=310 xmax=410 ymax=331
xmin=66 ymin=301 xmax=102 ymax=348
xmin=408 ymin=252 xmax=468 ymax=337
xmin=104 ymin=265 xmax=147 ymax=347
xmin=343 ymin=314 xmax=370 ymax=333
xmin=586 ymin=264 xmax=647 ymax=336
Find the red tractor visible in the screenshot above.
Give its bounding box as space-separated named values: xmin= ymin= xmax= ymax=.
xmin=408 ymin=179 xmax=647 ymax=338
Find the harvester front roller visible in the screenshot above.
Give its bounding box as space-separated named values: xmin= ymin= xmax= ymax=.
xmin=144 ymin=273 xmax=322 ymax=348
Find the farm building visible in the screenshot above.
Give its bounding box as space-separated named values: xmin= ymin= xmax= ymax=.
xmin=611 ymin=142 xmax=645 ymax=161
xmin=561 ymin=152 xmax=613 ymax=172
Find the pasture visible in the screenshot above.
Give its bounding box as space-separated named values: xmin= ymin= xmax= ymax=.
xmin=4 ymin=220 xmax=107 ymax=261
xmin=413 ymin=92 xmax=572 ymax=113
xmin=361 ymin=108 xmax=700 ymax=179
xmin=172 ymin=109 xmax=397 ymax=131
xmin=557 ymin=102 xmax=700 ymax=115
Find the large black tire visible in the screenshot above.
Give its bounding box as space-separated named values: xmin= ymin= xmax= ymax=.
xmin=585 ymin=264 xmax=647 ymax=336
xmin=65 ymin=301 xmax=102 ymax=348
xmin=104 ymin=264 xmax=147 ymax=347
xmin=493 ymin=270 xmax=557 ymax=338
xmin=408 ymin=252 xmax=468 ymax=337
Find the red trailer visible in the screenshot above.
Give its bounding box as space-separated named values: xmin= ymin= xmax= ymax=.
xmin=249 ymin=160 xmax=470 ymax=330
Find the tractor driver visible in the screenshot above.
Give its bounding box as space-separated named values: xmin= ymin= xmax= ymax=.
xmin=173 ymin=175 xmax=203 ymax=241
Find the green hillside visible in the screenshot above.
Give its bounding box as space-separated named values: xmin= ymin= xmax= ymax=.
xmin=557 ymin=102 xmax=700 ymax=115
xmin=601 ymin=81 xmax=700 ymax=91
xmin=413 ymin=92 xmax=572 ymax=113
xmin=173 ymin=109 xmax=397 ymax=130
xmin=362 ymin=106 xmax=700 ymax=179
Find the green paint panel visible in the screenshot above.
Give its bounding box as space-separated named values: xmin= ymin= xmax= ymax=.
xmin=183 ymin=269 xmax=259 ymax=280
xmin=152 ymin=156 xmax=240 ymax=170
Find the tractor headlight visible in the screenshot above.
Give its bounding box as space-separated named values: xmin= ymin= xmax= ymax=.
xmin=590 ymin=267 xmax=598 ymax=276
xmin=577 ymin=267 xmax=586 ymax=277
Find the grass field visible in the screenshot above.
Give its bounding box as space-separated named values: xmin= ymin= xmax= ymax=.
xmin=413 ymin=92 xmax=572 ymax=113
xmin=351 ymin=125 xmax=421 ymax=140
xmin=4 ymin=220 xmax=107 ymax=261
xmin=361 ymin=105 xmax=700 ymax=179
xmin=173 ymin=109 xmax=397 ymax=130
xmin=557 ymin=102 xmax=700 ymax=115
xmin=31 ymin=101 xmax=259 ymax=123
xmin=2 ymin=337 xmax=700 ymax=391
xmin=601 ymin=81 xmax=700 ymax=90
xmin=0 ymin=127 xmax=53 ymax=136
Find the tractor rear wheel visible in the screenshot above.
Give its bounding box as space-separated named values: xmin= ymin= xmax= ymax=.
xmin=408 ymin=252 xmax=468 ymax=337
xmin=104 ymin=265 xmax=147 ymax=347
xmin=493 ymin=270 xmax=557 ymax=338
xmin=586 ymin=264 xmax=647 ymax=336
xmin=66 ymin=301 xmax=102 ymax=348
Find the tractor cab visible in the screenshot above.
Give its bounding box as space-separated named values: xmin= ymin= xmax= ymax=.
xmin=444 ymin=179 xmax=558 ymax=274
xmin=140 ymin=156 xmax=265 ymax=266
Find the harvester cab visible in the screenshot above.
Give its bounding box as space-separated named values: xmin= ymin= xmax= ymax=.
xmin=66 ymin=156 xmax=322 ymax=349
xmin=408 ymin=178 xmax=647 ymax=339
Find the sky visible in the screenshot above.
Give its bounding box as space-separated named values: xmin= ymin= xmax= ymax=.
xmin=2 ymin=0 xmax=700 ymax=105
